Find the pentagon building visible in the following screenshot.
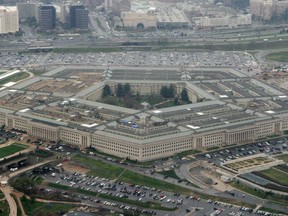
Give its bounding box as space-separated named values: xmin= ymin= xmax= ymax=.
xmin=0 ymin=65 xmax=287 ymax=161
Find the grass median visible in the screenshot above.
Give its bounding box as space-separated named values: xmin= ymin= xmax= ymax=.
xmin=229 ymin=181 xmax=288 ymax=206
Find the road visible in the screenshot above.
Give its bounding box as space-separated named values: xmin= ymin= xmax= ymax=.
xmin=0 ymin=186 xmax=17 ymax=216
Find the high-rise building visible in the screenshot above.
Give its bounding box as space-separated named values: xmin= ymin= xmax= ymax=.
xmin=39 ymin=5 xmax=56 ymax=30
xmin=17 ymin=3 xmax=38 ymax=20
xmin=0 ymin=6 xmax=19 ymax=34
xmin=69 ymin=5 xmax=88 ymax=29
xmin=105 ymin=0 xmax=113 ymax=11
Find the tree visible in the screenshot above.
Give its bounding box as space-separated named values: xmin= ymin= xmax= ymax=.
xmin=123 ymin=83 xmax=131 ymax=96
xmin=116 ymin=83 xmax=124 ymax=97
xmin=168 ymin=84 xmax=174 ymax=97
xmin=174 ymin=97 xmax=179 ymax=105
xmin=102 ymin=84 xmax=111 ymax=97
xmin=160 ymin=85 xmax=174 ymax=98
xmin=180 ymin=88 xmax=189 ymax=102
xmin=12 ymin=177 xmax=35 ymax=195
xmin=160 ymin=86 xmax=169 ymax=98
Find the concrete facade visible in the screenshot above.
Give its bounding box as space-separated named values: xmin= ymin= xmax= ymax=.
xmin=0 ymin=6 xmax=19 ymax=34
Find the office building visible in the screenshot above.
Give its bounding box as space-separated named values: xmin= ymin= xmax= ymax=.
xmin=39 ymin=5 xmax=56 ymax=30
xmin=0 ymin=6 xmax=19 ymax=34
xmin=70 ymin=5 xmax=88 ymax=29
xmin=250 ymin=0 xmax=288 ymax=20
xmin=17 ymin=3 xmax=38 ymax=20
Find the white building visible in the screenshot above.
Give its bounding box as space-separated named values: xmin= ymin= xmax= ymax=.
xmin=197 ymin=14 xmax=252 ymax=28
xmin=105 ymin=0 xmax=113 ymax=11
xmin=0 ymin=6 xmax=19 ymax=34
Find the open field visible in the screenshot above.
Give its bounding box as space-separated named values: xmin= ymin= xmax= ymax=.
xmin=276 ymin=154 xmax=288 ymax=163
xmin=255 ymin=167 xmax=288 ymax=186
xmin=73 ymin=155 xmax=125 ymax=179
xmin=265 ymin=51 xmax=288 ymax=62
xmin=21 ymin=196 xmax=75 ymax=216
xmin=0 ymin=72 xmax=30 ymax=86
xmin=0 ymin=143 xmax=28 ymax=158
xmin=225 ymin=157 xmax=272 ymax=172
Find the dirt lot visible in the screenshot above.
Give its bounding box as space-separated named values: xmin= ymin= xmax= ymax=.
xmin=62 ymin=161 xmax=89 ymax=174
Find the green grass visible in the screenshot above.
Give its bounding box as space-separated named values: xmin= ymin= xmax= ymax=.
xmin=175 ymin=149 xmax=201 ymax=159
xmin=229 ymin=181 xmax=288 ymax=205
xmin=140 ymin=95 xmax=167 ymax=106
xmin=0 ymin=200 xmax=10 ymax=215
xmin=33 ymin=176 xmax=44 ymax=185
xmin=53 ymin=47 xmax=122 ymax=53
xmin=258 ymin=207 xmax=288 ymax=215
xmin=157 ymin=170 xmax=181 ymax=180
xmin=73 ymin=155 xmax=125 ymax=179
xmin=0 ymin=191 xmax=4 ymax=199
xmin=0 ymin=72 xmax=30 ymax=86
xmin=73 ymin=155 xmax=191 ymax=194
xmin=33 ymin=149 xmax=53 ymax=158
xmin=0 ymin=143 xmax=28 ymax=158
xmin=206 ymin=146 xmax=220 ymax=151
xmin=124 ymin=158 xmax=154 ymax=167
xmin=276 ymin=154 xmax=288 ymax=163
xmin=118 ymin=170 xmax=191 ymax=194
xmin=21 ymin=196 xmax=75 ymax=216
xmin=265 ymin=51 xmax=288 ymax=62
xmin=155 ymin=100 xmax=176 ymax=109
xmin=257 ymin=168 xmax=288 ymax=186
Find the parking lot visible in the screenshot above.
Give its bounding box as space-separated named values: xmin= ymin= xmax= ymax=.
xmin=0 ymin=51 xmax=255 ymax=69
xmin=40 ymin=170 xmax=263 ymax=216
xmin=199 ymin=138 xmax=287 ymax=166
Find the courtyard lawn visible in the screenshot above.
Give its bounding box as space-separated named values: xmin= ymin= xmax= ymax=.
xmin=257 ymin=167 xmax=288 ymax=186
xmin=0 ymin=143 xmax=28 ymax=158
xmin=73 ymin=155 xmax=125 ymax=179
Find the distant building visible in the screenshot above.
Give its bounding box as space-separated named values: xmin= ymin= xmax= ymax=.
xmin=197 ymin=14 xmax=252 ymax=28
xmin=0 ymin=6 xmax=19 ymax=34
xmin=111 ymin=0 xmax=131 ymax=16
xmin=105 ymin=0 xmax=113 ymax=11
xmin=156 ymin=8 xmax=189 ymax=28
xmin=69 ymin=5 xmax=88 ymax=29
xmin=121 ymin=11 xmax=157 ymax=29
xmin=39 ymin=5 xmax=56 ymax=31
xmin=250 ymin=0 xmax=288 ymax=20
xmin=131 ymin=0 xmax=155 ymax=13
xmin=17 ymin=3 xmax=38 ymax=20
